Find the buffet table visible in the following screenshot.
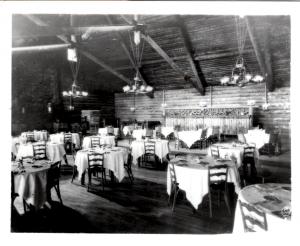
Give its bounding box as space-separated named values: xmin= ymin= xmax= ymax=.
xmin=167 ymin=155 xmax=241 ymax=209
xmin=131 ymin=139 xmax=169 ymax=165
xmin=233 ymin=183 xmax=291 ymax=232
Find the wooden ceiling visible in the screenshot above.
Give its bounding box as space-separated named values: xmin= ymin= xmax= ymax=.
xmin=12 ymin=14 xmax=290 ymax=95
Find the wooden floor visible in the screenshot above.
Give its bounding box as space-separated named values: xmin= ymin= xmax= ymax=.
xmin=11 ymin=139 xmax=291 ymax=234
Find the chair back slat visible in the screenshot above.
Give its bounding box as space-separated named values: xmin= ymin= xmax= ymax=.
xmin=91 ymin=136 xmax=101 ymax=148
xmin=88 ymin=152 xmax=104 ymax=167
xmin=208 ymin=164 xmax=228 ymax=184
xmin=239 ymin=200 xmax=268 ymax=232
xmin=64 ymin=133 xmax=72 ymax=143
xmin=33 ymin=142 xmax=47 ymax=160
xmin=211 ymin=145 xmax=220 ymax=159
xmin=243 ymin=146 xmax=255 ymax=159
xmin=26 ymin=132 xmax=35 ymax=142
xmin=144 ymin=140 xmax=155 ymax=155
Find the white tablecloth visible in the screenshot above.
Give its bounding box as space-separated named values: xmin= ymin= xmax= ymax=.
xmin=167 ymin=156 xmax=241 ymax=209
xmin=98 ymin=128 xmax=119 ymax=136
xmin=161 ymin=127 xmax=174 ymax=137
xmin=21 ymin=131 xmax=48 ymax=142
xmin=177 ymin=129 xmax=203 ymax=148
xmin=233 ymin=183 xmax=291 ymax=233
xmin=82 ymin=136 xmax=116 ymax=149
xmin=12 ymin=160 xmax=51 ymax=209
xmin=244 ymin=129 xmax=270 ymax=149
xmin=207 ymin=142 xmax=254 ymax=168
xmin=131 ymin=139 xmax=170 ymax=165
xmin=49 ymin=133 xmax=80 ymax=148
xmin=122 ymin=126 xmax=134 ymax=136
xmin=75 ymin=147 xmax=128 ymax=182
xmin=16 ymin=142 xmax=66 ymax=163
xmin=132 ymin=129 xmax=146 ymax=140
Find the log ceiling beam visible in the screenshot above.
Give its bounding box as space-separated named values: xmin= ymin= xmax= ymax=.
xmin=245 ymin=16 xmax=274 ymax=91
xmin=24 ymin=14 xmax=133 ymax=87
xmin=175 ymin=15 xmax=205 ymax=95
xmin=105 ymin=16 xmax=154 ymax=98
xmin=141 ymin=33 xmax=203 ymax=94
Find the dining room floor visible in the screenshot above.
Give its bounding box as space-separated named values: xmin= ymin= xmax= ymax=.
xmin=11 ymin=158 xmax=237 ymax=234
xmin=11 ymin=139 xmax=290 ymax=234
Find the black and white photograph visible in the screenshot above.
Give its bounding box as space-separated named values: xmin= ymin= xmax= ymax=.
xmin=3 ymin=0 xmax=299 ymax=242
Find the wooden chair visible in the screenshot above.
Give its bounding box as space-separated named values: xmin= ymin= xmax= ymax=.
xmin=239 ymin=200 xmax=268 ymax=232
xmin=87 ymin=152 xmax=106 ymax=191
xmin=168 ymin=162 xmax=180 ymax=212
xmin=124 ymin=152 xmax=134 ymax=184
xmin=26 ymin=132 xmax=35 ymax=142
xmin=242 ymin=146 xmax=257 ymax=183
xmin=210 ymin=145 xmax=220 ymax=159
xmin=91 ymin=136 xmax=101 ymax=148
xmin=32 ymin=142 xmax=47 ymax=160
xmin=208 ymin=164 xmax=231 ymax=217
xmin=47 ymin=161 xmax=63 ymax=205
xmin=64 ymin=133 xmax=76 ymax=158
xmin=141 ymin=140 xmax=157 ymax=168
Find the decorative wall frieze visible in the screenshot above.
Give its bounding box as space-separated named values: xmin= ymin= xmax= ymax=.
xmin=165 ymin=107 xmax=250 ymax=118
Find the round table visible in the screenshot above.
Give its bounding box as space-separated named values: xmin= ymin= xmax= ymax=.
xmin=49 ymin=133 xmax=80 ymax=148
xmin=233 ymin=183 xmax=291 ymax=232
xmin=16 ymin=142 xmax=66 ymax=163
xmin=75 ymin=147 xmax=128 ymax=182
xmin=12 ymin=160 xmax=51 ymax=209
xmin=131 ymin=139 xmax=169 ymax=165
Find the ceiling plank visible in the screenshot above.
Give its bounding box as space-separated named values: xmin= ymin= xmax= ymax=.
xmin=24 ymin=14 xmax=133 ymax=86
xmin=175 ymin=15 xmax=205 ymax=95
xmin=105 ymin=16 xmax=154 ymax=98
xmin=12 ymin=44 xmax=70 ymax=53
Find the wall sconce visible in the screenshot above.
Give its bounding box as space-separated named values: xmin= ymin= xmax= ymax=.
xmin=21 ymin=107 xmax=25 ymax=114
xmin=47 ymin=103 xmax=52 ymax=113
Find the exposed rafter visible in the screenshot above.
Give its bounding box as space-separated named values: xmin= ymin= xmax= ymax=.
xmin=245 ymin=16 xmax=273 ymax=91
xmin=23 ymin=14 xmax=134 ymax=88
xmin=105 ymin=16 xmax=154 ymax=98
xmin=175 ymin=15 xmax=205 ymax=95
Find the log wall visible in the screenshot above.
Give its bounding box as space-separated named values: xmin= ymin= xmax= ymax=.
xmin=115 ymin=83 xmax=290 ymax=150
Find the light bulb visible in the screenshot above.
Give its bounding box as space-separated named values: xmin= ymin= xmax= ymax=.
xmin=82 ymin=91 xmax=88 ymax=96
xmin=245 ymin=73 xmax=252 ymax=82
xmin=220 ymin=76 xmax=230 ymax=84
xmin=62 ymin=91 xmax=68 ymax=96
xmin=140 ymin=85 xmax=146 ymax=91
xmin=146 ymin=86 xmax=153 ymax=92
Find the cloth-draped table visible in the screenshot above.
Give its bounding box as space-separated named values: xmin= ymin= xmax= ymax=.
xmin=75 ymin=147 xmax=128 ymax=182
xmin=233 ymin=183 xmax=291 ymax=232
xmin=177 ymin=129 xmax=203 ymax=148
xmin=244 ymin=129 xmax=270 ymax=149
xmin=132 ymin=129 xmax=146 ymax=140
xmin=131 ymin=139 xmax=169 ymax=165
xmin=16 ymin=142 xmax=66 ymax=163
xmin=49 ymin=133 xmax=80 ymax=148
xmin=167 ymin=156 xmax=241 ymax=209
xmin=161 ymin=127 xmax=174 ymax=138
xmin=21 ymin=130 xmax=48 ymax=142
xmin=82 ymin=136 xmax=116 ymax=149
xmin=12 ymin=160 xmax=51 ymax=209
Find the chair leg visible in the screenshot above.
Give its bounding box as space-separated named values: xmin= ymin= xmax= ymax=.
xmin=87 ymin=169 xmax=92 ymax=192
xmin=172 ymin=188 xmax=179 ymax=212
xmin=23 ymin=199 xmax=28 ymax=213
xmin=224 ymin=190 xmax=231 ymax=216
xmin=168 ymin=184 xmax=174 ymax=206
xmin=71 ymin=165 xmax=77 ymax=183
xmin=208 ymin=191 xmax=212 ymax=218
xmin=101 ymin=171 xmax=105 ymax=191
xmin=54 ymin=184 xmax=63 ymax=205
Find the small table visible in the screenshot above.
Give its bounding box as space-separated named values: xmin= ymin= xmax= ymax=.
xmin=131 ymin=139 xmax=169 ymax=165
xmin=233 ymin=183 xmax=291 ymax=232
xmin=74 ymin=147 xmax=128 ymax=183
xmin=49 ymin=133 xmax=81 ymax=148
xmin=82 ymin=136 xmax=116 ymax=149
xmin=12 ymin=160 xmax=52 ymax=210
xmin=167 ymin=155 xmax=241 ymax=209
xmin=16 ymin=142 xmax=66 ymax=163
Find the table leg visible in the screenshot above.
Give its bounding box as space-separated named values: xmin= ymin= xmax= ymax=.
xmin=109 ymin=170 xmax=115 ymax=183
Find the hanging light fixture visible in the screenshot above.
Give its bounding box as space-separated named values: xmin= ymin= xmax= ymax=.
xmin=123 ymin=16 xmax=153 ymax=94
xmin=62 ymin=38 xmax=88 ymax=109
xmin=47 ymin=102 xmax=52 ymax=113
xmin=220 ymin=16 xmax=264 ymax=87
